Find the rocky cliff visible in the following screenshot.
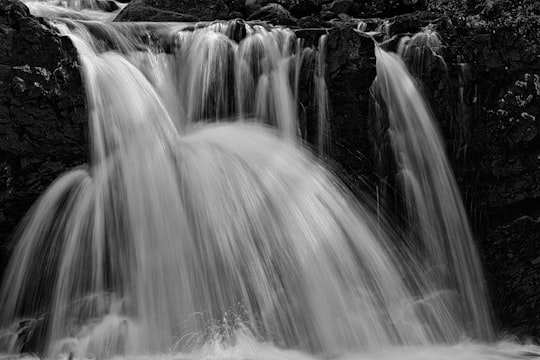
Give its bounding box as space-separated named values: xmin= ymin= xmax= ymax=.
xmin=0 ymin=0 xmax=87 ymax=273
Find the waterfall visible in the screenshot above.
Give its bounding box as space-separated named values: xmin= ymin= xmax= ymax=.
xmin=371 ymin=45 xmax=493 ymax=340
xmin=1 ymin=3 xmax=538 ymax=360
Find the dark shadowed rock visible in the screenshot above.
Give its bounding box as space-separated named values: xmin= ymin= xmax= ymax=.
xmin=316 ymin=4 xmax=540 ymax=338
xmin=245 ymin=0 xmax=320 ymax=18
xmin=245 ymin=0 xmax=298 ymax=15
xmin=0 ymin=0 xmax=87 ymax=273
xmin=288 ymin=0 xmax=321 ymax=17
xmin=326 ymin=0 xmax=355 ymax=15
xmin=247 ymin=3 xmax=297 ymax=25
xmin=115 ymin=0 xmax=228 ymax=21
xmin=296 ymin=14 xmax=331 ymax=28
xmin=324 ymin=26 xmax=377 ymax=191
xmin=114 ymin=0 xmax=200 ymax=22
xmin=482 ymin=215 xmax=540 ymax=337
xmin=96 ymin=0 xmax=119 ymax=12
xmin=321 ymin=0 xmax=425 ymax=18
xmin=376 ymin=6 xmax=540 ymax=338
xmin=227 ymin=0 xmax=246 ymax=14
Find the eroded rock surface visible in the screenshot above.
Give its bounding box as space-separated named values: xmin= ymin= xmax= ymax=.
xmin=0 ymin=0 xmax=87 ymax=272
xmin=114 ymin=0 xmax=229 ymax=21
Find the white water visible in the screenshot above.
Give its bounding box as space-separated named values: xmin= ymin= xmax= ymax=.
xmin=0 ymin=3 xmax=539 ymax=360
xmin=373 ymin=39 xmax=492 ymax=340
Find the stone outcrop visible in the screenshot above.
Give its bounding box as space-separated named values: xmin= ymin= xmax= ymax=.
xmin=0 ymin=0 xmax=87 ymax=272
xmin=114 ymin=0 xmax=229 ymax=22
xmin=247 ymin=3 xmax=297 ymax=25
xmin=114 ymin=0 xmax=200 ymax=22
xmin=319 ymin=3 xmax=540 ymax=338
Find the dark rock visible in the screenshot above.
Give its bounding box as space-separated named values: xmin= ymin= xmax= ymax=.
xmin=404 ymin=8 xmax=540 ymax=338
xmin=323 ymin=0 xmax=357 ymax=16
xmin=229 ymin=11 xmax=245 ymax=19
xmin=320 ymin=6 xmax=540 ymax=339
xmin=296 ymin=15 xmax=331 ymax=28
xmin=482 ymin=216 xmax=540 ymax=338
xmin=245 ymin=0 xmax=272 ymax=14
xmin=340 ymin=0 xmax=427 ymax=17
xmin=244 ymin=0 xmax=320 ymax=17
xmin=114 ymin=0 xmax=200 ymax=22
xmin=115 ymin=0 xmax=228 ymax=21
xmin=247 ymin=3 xmax=297 ymax=25
xmin=244 ymin=0 xmax=294 ymax=15
xmin=96 ymin=0 xmax=119 ymax=12
xmin=226 ymin=0 xmax=246 ymax=14
xmin=289 ymin=0 xmax=321 ymax=17
xmin=324 ymin=26 xmax=377 ymax=191
xmin=534 ymin=1 xmax=540 ymax=14
xmin=0 ymin=0 xmax=87 ymax=274
xmin=320 ymin=9 xmax=338 ymax=20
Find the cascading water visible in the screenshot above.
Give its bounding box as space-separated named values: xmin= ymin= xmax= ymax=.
xmin=371 ymin=40 xmax=493 ymax=340
xmin=1 ymin=2 xmax=539 ymax=360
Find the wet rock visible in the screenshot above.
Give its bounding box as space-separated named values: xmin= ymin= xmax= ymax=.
xmin=326 ymin=0 xmax=356 ymax=15
xmin=296 ymin=14 xmax=331 ymax=28
xmin=431 ymin=9 xmax=540 ymax=338
xmin=0 ymin=0 xmax=87 ymax=273
xmin=482 ymin=215 xmax=540 ymax=338
xmin=324 ymin=26 xmax=377 ymax=191
xmin=226 ymin=0 xmax=246 ymax=14
xmin=326 ymin=6 xmax=540 ymax=338
xmin=247 ymin=3 xmax=297 ymax=25
xmin=96 ymin=0 xmax=119 ymax=12
xmin=229 ymin=10 xmax=245 ymax=19
xmin=320 ymin=0 xmax=426 ymax=18
xmin=245 ymin=0 xmax=277 ymax=14
xmin=113 ymin=0 xmax=200 ymax=22
xmin=289 ymin=0 xmax=321 ymax=17
xmin=245 ymin=0 xmax=320 ymax=18
xmin=115 ymin=0 xmax=229 ymax=21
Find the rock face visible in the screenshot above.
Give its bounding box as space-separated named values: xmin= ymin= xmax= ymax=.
xmin=114 ymin=0 xmax=200 ymax=22
xmin=116 ymin=0 xmax=427 ymax=23
xmin=453 ymin=21 xmax=540 ymax=337
xmin=115 ymin=0 xmax=229 ymax=21
xmin=247 ymin=3 xmax=297 ymax=25
xmin=321 ymin=3 xmax=540 ymax=338
xmin=0 ymin=0 xmax=87 ymax=273
xmin=324 ymin=26 xmax=378 ymax=193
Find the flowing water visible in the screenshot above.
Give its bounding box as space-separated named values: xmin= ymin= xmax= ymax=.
xmin=0 ymin=2 xmax=539 ymax=360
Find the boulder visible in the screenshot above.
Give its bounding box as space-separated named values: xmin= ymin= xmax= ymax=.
xmin=0 ymin=0 xmax=87 ymax=273
xmin=95 ymin=0 xmax=119 ymax=12
xmin=116 ymin=0 xmax=229 ymax=21
xmin=244 ymin=0 xmax=320 ymax=18
xmin=114 ymin=0 xmax=200 ymax=22
xmin=247 ymin=3 xmax=297 ymax=25
xmin=289 ymin=0 xmax=321 ymax=17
